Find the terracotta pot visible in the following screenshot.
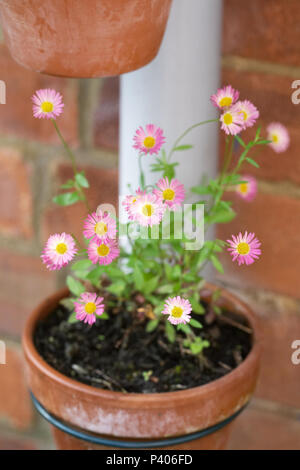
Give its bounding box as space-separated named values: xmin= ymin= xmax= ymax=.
xmin=22 ymin=284 xmax=261 ymax=450
xmin=0 ymin=0 xmax=172 ymax=78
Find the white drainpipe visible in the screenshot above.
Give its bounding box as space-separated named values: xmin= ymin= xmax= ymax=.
xmin=119 ymin=0 xmax=222 ymax=255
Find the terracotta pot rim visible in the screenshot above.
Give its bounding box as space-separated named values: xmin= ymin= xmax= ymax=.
xmin=22 ymin=283 xmax=261 ymax=407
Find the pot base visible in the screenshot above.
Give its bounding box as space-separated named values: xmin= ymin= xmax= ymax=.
xmin=31 ymin=391 xmax=246 ymax=450
xmin=51 ymin=425 xmax=233 ymax=450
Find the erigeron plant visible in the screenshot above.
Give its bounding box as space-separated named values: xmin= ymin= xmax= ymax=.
xmin=34 ymin=86 xmax=289 ymax=356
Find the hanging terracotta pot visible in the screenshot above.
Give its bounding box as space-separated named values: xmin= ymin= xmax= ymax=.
xmin=0 ymin=0 xmax=173 ymax=78
xmin=22 ymin=284 xmax=261 ymax=450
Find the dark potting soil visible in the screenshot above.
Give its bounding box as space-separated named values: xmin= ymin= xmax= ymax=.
xmin=34 ymin=295 xmax=252 ymax=394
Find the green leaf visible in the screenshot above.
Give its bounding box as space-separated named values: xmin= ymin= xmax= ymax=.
xmin=213 ymin=305 xmax=222 ymax=315
xmin=133 ymin=262 xmax=145 ymax=291
xmin=163 ymin=163 xmax=178 ymax=180
xmin=146 ymin=319 xmax=159 ymax=333
xmin=206 ymin=209 xmax=235 ymax=224
xmin=173 ymin=144 xmax=193 ymax=151
xmin=234 ymin=135 xmax=246 ymax=148
xmin=106 ymin=280 xmax=126 ymax=296
xmin=189 ymin=338 xmax=210 ymax=355
xmin=59 ymin=297 xmax=75 ymax=311
xmin=60 ymin=179 xmax=74 ymax=189
xmin=254 ymin=126 xmax=261 ymax=142
xmin=53 ymin=192 xmax=80 ymax=206
xmin=191 ymin=185 xmax=211 ymax=195
xmin=190 ymin=298 xmax=205 ymax=314
xmin=210 ymin=255 xmax=224 ymax=274
xmin=67 ymin=311 xmax=78 ymax=324
xmin=86 ymin=266 xmax=103 ymax=286
xmin=66 ymin=276 xmax=85 ymax=296
xmin=190 ymin=318 xmax=203 ymax=329
xmin=98 ymin=312 xmax=109 ymax=320
xmin=143 ymin=275 xmax=160 ymax=295
xmin=177 ymin=323 xmax=193 ymax=335
xmin=246 ymin=157 xmax=260 ymax=168
xmin=165 ymin=321 xmax=176 ymax=343
xmin=257 ymin=139 xmax=272 ymax=146
xmin=157 ymin=283 xmax=177 ymax=295
xmin=165 ymin=263 xmax=173 ymax=281
xmin=75 ymin=172 xmax=90 ymax=188
xmin=71 ymin=259 xmax=92 ymax=271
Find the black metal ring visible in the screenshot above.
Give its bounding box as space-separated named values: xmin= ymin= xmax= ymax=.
xmin=31 ymin=392 xmax=247 ymax=449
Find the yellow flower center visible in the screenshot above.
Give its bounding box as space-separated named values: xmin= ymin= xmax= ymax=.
xmin=142 ymin=204 xmax=154 ymax=217
xmin=223 ymin=112 xmax=233 ymax=125
xmin=171 ymin=306 xmax=183 ymax=318
xmin=94 ymin=221 xmax=108 ymax=236
xmin=56 ymin=242 xmax=67 ymax=254
xmin=97 ymin=244 xmax=110 ymax=257
xmin=41 ymin=101 xmax=54 ymax=113
xmin=272 ymin=133 xmax=279 ymax=143
xmin=237 ymin=242 xmax=250 ymax=255
xmin=239 ymin=183 xmax=248 ymax=194
xmin=241 ymin=110 xmax=248 ymax=121
xmin=143 ymin=136 xmax=156 ymax=149
xmin=162 ymin=188 xmax=175 ymax=201
xmin=219 ymin=96 xmax=233 ymax=107
xmin=85 ymin=302 xmax=96 ymax=315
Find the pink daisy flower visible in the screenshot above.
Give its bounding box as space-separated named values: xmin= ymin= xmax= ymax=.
xmin=220 ymin=107 xmax=244 ymax=136
xmin=83 ymin=211 xmax=117 ymax=242
xmin=133 ymin=124 xmax=166 ymax=155
xmin=122 ymin=187 xmax=146 ymax=220
xmin=267 ymin=122 xmax=290 ymax=153
xmin=153 ymin=177 xmax=185 ymax=211
xmin=32 ymin=89 xmax=64 ymax=120
xmin=236 ymin=175 xmax=257 ymax=202
xmin=88 ymin=238 xmax=120 ymax=266
xmin=41 ymin=233 xmax=77 ymax=271
xmin=211 ymin=85 xmax=239 ymax=110
xmin=130 ymin=193 xmax=165 ymax=227
xmin=232 ymin=100 xmax=259 ymax=129
xmin=74 ymin=292 xmax=105 ymax=326
xmin=162 ymin=296 xmax=192 ymax=325
xmin=227 ymin=231 xmax=261 ymax=266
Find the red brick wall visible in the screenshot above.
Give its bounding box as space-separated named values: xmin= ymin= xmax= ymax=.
xmin=0 ymin=0 xmax=299 ymax=450
xmin=221 ymin=0 xmax=300 ymax=449
xmin=0 ymin=41 xmax=119 ymax=447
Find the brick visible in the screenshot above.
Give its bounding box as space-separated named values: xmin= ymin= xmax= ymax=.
xmin=42 ymin=163 xmax=119 ymax=241
xmin=221 ymin=68 xmax=300 ymax=184
xmin=217 ymin=192 xmax=300 ymax=298
xmin=0 ymin=345 xmax=33 ymax=430
xmin=0 ymin=44 xmax=78 ymax=144
xmin=0 ymin=147 xmax=33 ymax=238
xmin=94 ymin=78 xmax=119 ymax=151
xmin=223 ymin=0 xmax=300 ymax=67
xmin=221 ymin=285 xmax=300 ymax=408
xmin=228 ymin=404 xmax=300 ymax=450
xmin=0 ymin=251 xmax=56 ymax=335
xmin=257 ymin=306 xmax=300 ymax=407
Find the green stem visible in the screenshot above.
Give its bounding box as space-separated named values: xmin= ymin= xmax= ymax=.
xmin=51 ymin=119 xmax=91 ymax=213
xmin=52 ymin=119 xmax=77 ymax=173
xmin=138 ymin=153 xmax=146 ymax=190
xmin=167 ymin=119 xmax=218 ymax=162
xmin=219 ymin=136 xmax=234 ymax=186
